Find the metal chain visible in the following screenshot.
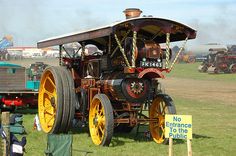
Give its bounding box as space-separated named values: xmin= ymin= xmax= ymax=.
xmin=131 ymin=31 xmax=137 ymax=68
xmin=114 ymin=34 xmax=131 ymax=67
xmin=169 ymin=36 xmax=189 ymax=71
xmin=165 ymin=33 xmax=170 ymax=68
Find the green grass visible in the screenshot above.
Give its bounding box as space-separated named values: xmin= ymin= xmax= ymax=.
xmin=173 ymin=97 xmax=236 ymax=156
xmin=5 ymin=96 xmax=235 ymax=156
xmin=1 ymin=63 xmax=236 ymax=155
xmin=166 ymin=63 xmax=236 ymax=82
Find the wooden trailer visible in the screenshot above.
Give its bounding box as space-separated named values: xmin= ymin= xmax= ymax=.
xmin=0 ymin=62 xmax=38 ymax=110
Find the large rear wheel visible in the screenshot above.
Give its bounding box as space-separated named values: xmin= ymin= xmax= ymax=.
xmin=149 ymin=94 xmax=176 ymax=144
xmin=38 ymin=67 xmax=63 ymax=133
xmin=89 ymin=94 xmax=114 ymax=146
xmin=38 ymin=66 xmax=75 ymax=134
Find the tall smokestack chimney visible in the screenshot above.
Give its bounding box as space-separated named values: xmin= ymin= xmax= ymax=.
xmin=123 ymin=8 xmax=142 ymax=19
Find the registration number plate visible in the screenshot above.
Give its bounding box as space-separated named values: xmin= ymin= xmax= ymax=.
xmin=140 ymin=61 xmax=162 ymax=68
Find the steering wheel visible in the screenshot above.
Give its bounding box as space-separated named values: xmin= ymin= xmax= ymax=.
xmin=86 ymin=62 xmax=97 ymax=77
xmin=91 ymin=51 xmax=103 ymax=56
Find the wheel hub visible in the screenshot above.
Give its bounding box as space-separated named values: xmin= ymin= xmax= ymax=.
xmin=130 ymin=81 xmax=144 ymax=94
xmin=93 ymin=117 xmax=98 ymax=126
xmin=93 ymin=115 xmax=104 ymax=127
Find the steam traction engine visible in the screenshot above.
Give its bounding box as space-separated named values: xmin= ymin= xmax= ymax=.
xmin=198 ymin=49 xmax=236 ymax=73
xmin=37 ymin=9 xmax=196 ymax=146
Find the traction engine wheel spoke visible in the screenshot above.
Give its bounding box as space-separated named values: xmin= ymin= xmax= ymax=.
xmin=162 ymin=105 xmax=167 ymax=115
xmin=44 ymin=109 xmax=54 ymax=116
xmin=149 ymin=94 xmax=176 ymax=144
xmin=160 ymin=132 xmax=165 ymax=140
xmin=46 ymin=115 xmax=55 ymax=127
xmin=100 ymin=115 xmax=105 ymax=125
xmin=43 ymin=105 xmax=54 ymax=112
xmin=98 ymin=125 xmax=105 ymax=136
xmin=153 ymin=124 xmax=159 ymax=129
xmin=47 ymin=115 xmax=55 ymax=123
xmin=45 ymin=77 xmax=56 ymax=88
xmin=160 ymin=125 xmax=165 ymax=132
xmin=43 ymin=89 xmax=55 ymax=99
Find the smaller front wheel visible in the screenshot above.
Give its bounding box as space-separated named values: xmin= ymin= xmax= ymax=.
xmin=149 ymin=94 xmax=176 ymax=144
xmin=89 ymin=94 xmax=114 ymax=146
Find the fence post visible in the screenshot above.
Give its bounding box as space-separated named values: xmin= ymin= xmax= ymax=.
xmin=187 ymin=139 xmax=192 ymax=156
xmin=2 ymin=112 xmax=10 ymax=156
xmin=169 ymin=138 xmax=173 ymax=156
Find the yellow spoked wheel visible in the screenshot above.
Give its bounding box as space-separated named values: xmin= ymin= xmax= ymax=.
xmin=149 ymin=94 xmax=176 ymax=144
xmin=38 ymin=67 xmax=63 ymax=133
xmin=89 ymin=94 xmax=114 ymax=146
xmin=38 ymin=66 xmax=75 ymax=134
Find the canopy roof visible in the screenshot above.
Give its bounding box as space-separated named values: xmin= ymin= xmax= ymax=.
xmin=37 ymin=17 xmax=196 ymax=49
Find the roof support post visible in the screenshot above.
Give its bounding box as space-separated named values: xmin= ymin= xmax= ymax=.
xmin=114 ymin=34 xmax=131 ymax=68
xmin=59 ymin=45 xmax=62 ymax=66
xmin=108 ymin=35 xmax=111 ymax=55
xmin=81 ymin=42 xmax=85 ymax=61
xmin=131 ymin=31 xmax=137 ymax=68
xmin=62 ymin=46 xmax=72 ymax=59
xmin=169 ymin=36 xmax=189 ymax=72
xmin=111 ymin=30 xmax=131 ymax=58
xmin=165 ymin=33 xmax=170 ymax=69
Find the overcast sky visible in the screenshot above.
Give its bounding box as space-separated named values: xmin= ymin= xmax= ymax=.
xmin=0 ymin=0 xmax=236 ymax=48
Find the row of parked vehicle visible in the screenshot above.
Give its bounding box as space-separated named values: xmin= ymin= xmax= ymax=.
xmin=198 ymin=46 xmax=236 ymax=74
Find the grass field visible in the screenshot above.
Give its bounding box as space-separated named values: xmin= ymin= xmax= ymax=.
xmin=1 ymin=62 xmax=236 ymax=156
xmin=167 ymin=62 xmax=236 ymax=83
